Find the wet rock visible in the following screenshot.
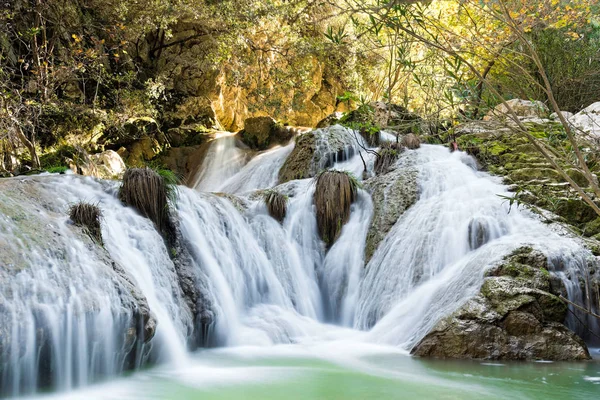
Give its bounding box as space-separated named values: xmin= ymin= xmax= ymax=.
xmin=239 ymin=116 xmax=292 ymax=150
xmin=364 ymin=152 xmax=419 ymax=262
xmin=278 ymin=132 xmax=317 ymax=183
xmin=453 ymin=121 xmax=599 ymax=230
xmin=401 ymin=133 xmax=421 ymax=150
xmin=278 ymin=125 xmax=358 ymax=183
xmin=316 ymin=112 xmax=344 ymax=128
xmin=412 ymin=247 xmax=591 ymax=361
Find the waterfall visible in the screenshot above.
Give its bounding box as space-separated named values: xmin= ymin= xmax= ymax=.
xmin=191 ymin=133 xmax=248 ymax=191
xmin=0 ymin=176 xmax=191 ymax=396
xmin=1 ymin=126 xmax=598 ymax=397
xmin=355 ymin=145 xmax=599 ymax=349
xmin=219 ymin=142 xmax=294 ymax=194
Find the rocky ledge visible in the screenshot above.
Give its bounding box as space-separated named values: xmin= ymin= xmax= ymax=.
xmin=412 ymin=247 xmax=591 ymax=361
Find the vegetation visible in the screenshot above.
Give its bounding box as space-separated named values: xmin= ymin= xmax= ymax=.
xmin=374 ymin=142 xmax=402 ymax=175
xmin=69 ymin=201 xmax=103 ymax=243
xmin=264 ymin=190 xmax=288 ymax=223
xmin=1 ymin=0 xmax=599 ymax=223
xmin=314 ymin=170 xmax=359 ymax=247
xmin=119 ymin=167 xmax=172 ymax=234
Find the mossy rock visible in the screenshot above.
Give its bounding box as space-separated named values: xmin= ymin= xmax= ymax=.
xmin=452 ymin=121 xmax=600 ymax=230
xmin=239 ymin=116 xmax=292 ymax=150
xmin=412 ymin=246 xmax=587 ymax=361
xmin=278 ymin=132 xmax=316 ymax=183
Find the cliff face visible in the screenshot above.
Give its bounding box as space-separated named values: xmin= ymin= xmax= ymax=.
xmin=150 ymin=21 xmax=348 ymax=132
xmin=0 ymin=1 xmax=362 ymax=175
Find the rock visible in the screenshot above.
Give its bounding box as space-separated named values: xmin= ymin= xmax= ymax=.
xmin=364 ymin=152 xmax=419 ymax=262
xmin=550 ymin=111 xmax=574 ymax=121
xmin=412 ymin=247 xmax=591 ymax=361
xmin=484 ymin=99 xmax=550 ymax=121
xmin=401 ymin=133 xmax=421 ymax=149
xmin=316 ymin=112 xmax=344 ymax=128
xmin=126 ymin=137 xmax=162 ymax=166
xmin=89 ymin=150 xmax=126 ymax=179
xmin=278 ymin=132 xmax=317 ymax=183
xmin=278 ymin=125 xmax=357 ymax=183
xmin=570 ymin=102 xmax=600 ymax=138
xmin=0 ymin=176 xmax=158 ymax=385
xmin=453 ymin=120 xmax=599 ymax=230
xmin=160 ymin=143 xmax=212 ymax=186
xmin=239 ymin=116 xmax=293 ymax=150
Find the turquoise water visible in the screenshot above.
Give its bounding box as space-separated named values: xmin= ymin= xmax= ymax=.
xmin=30 ymin=343 xmax=600 ymax=400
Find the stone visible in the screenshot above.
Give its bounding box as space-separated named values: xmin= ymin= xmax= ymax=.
xmin=239 ymin=116 xmax=292 ymax=150
xmin=401 ymin=133 xmax=421 ymax=149
xmin=90 ymin=150 xmax=126 ymax=179
xmin=126 ymin=137 xmax=162 ymax=166
xmin=316 ymin=112 xmax=344 ymax=128
xmin=570 ymin=102 xmax=600 ymax=138
xmin=483 ymin=99 xmax=550 ymax=121
xmin=412 ymin=247 xmax=590 ymax=361
xmin=364 ymin=152 xmax=419 ymax=262
xmin=278 ymin=125 xmax=358 ymax=183
xmin=278 ymin=132 xmax=316 ymax=183
xmin=550 ymin=111 xmax=574 ymax=121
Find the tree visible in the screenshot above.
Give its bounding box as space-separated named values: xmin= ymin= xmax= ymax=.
xmin=332 ymin=0 xmax=600 ymax=217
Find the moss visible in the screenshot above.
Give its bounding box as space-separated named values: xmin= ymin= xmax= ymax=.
xmin=46 ymin=166 xmax=69 ymax=174
xmin=40 ymin=145 xmax=77 ymax=169
xmin=486 ymin=143 xmax=509 ymax=156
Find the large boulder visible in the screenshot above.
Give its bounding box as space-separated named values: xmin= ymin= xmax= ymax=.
xmin=239 ymin=116 xmax=292 ymax=150
xmin=364 ymin=152 xmax=419 ymax=262
xmin=278 ymin=125 xmax=357 ymax=183
xmin=89 ymin=150 xmax=126 ymax=179
xmin=570 ymin=102 xmax=600 ymax=138
xmin=412 ymin=247 xmax=591 ymax=361
xmin=484 ymin=99 xmax=550 ymax=121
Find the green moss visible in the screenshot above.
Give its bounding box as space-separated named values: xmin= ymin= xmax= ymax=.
xmin=486 ymin=143 xmax=509 ymax=156
xmin=40 ymin=145 xmax=77 ymax=169
xmin=46 ymin=166 xmax=69 ymax=174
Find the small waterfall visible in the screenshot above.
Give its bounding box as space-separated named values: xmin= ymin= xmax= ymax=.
xmin=0 ymin=176 xmax=192 ymax=396
xmin=353 ymin=145 xmax=599 ymax=350
xmin=220 ymin=142 xmax=295 ymax=194
xmin=191 ymin=133 xmax=247 ymax=191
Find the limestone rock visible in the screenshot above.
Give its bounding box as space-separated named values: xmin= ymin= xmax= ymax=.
xmin=570 ymin=102 xmax=600 ymax=138
xmin=126 ymin=137 xmax=162 ymax=166
xmin=278 ymin=132 xmax=317 ymax=183
xmin=364 ymin=152 xmax=419 ymax=262
xmin=278 ymin=125 xmax=357 ymax=183
xmin=550 ymin=111 xmax=574 ymax=121
xmin=89 ymin=150 xmax=126 ymax=179
xmin=412 ymin=247 xmax=591 ymax=361
xmin=239 ymin=116 xmax=292 ymax=150
xmin=484 ymin=99 xmax=550 ymax=121
xmin=316 ymin=112 xmax=344 ymax=128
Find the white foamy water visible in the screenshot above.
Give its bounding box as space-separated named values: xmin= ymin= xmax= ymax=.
xmin=1 ymin=126 xmax=598 ymax=398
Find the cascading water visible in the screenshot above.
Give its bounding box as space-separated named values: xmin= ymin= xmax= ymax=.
xmin=191 ymin=132 xmax=248 ymax=191
xmin=357 ymin=145 xmax=599 ymax=348
xmin=1 ymin=125 xmax=599 ymax=398
xmin=0 ymin=176 xmax=191 ymax=397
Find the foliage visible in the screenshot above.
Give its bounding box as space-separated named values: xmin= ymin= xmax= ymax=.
xmin=264 ymin=190 xmax=288 ymax=223
xmin=69 ymin=201 xmax=103 ymax=244
xmin=119 ymin=167 xmax=171 ymax=234
xmin=314 ymin=170 xmax=359 ymax=247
